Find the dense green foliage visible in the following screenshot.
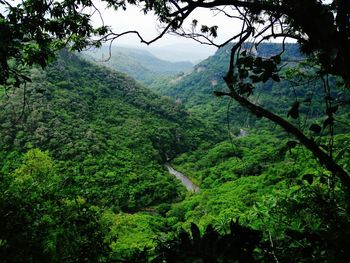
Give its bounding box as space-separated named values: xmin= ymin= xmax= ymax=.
xmin=149 ymin=44 xmax=300 ymax=123
xmin=0 ymin=149 xmax=111 ymax=262
xmin=166 ymin=132 xmax=350 ymax=261
xmin=0 ymin=51 xmax=220 ymax=261
xmin=1 ymin=43 xmax=350 ymax=262
xmin=151 ymin=43 xmax=350 ymax=137
xmin=2 ymin=0 xmax=350 ymax=261
xmin=0 ymin=51 xmax=214 ymax=210
xmin=152 ymin=221 xmax=262 ymax=263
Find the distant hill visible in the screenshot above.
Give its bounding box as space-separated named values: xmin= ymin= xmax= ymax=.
xmin=82 ymin=46 xmax=194 ymax=85
xmin=148 ymin=43 xmax=216 ymax=63
xmin=149 ymin=43 xmax=310 ymax=131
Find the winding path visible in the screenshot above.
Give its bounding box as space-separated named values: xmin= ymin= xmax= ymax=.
xmin=165 ymin=163 xmax=200 ymax=192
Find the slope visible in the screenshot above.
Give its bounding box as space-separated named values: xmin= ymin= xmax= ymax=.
xmin=83 ymin=46 xmax=193 ymax=85
xmin=150 ymin=43 xmax=310 ymax=131
xmin=0 ymin=50 xmax=217 ymax=211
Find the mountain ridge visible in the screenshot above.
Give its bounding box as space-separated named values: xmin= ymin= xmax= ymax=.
xmin=82 ymin=46 xmax=194 ymax=85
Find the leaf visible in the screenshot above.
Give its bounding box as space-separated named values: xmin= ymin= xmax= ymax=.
xmin=262 ymin=60 xmax=275 ymax=72
xmin=272 ymin=55 xmax=281 ymax=64
xmin=326 ymin=105 xmax=338 ymax=116
xmin=205 ymin=224 xmax=214 ymax=234
xmin=324 ymin=95 xmax=334 ymax=101
xmin=214 ymin=91 xmax=229 ymax=97
xmin=179 ymin=229 xmax=191 ymax=248
xmin=320 ymin=175 xmax=327 ymax=184
xmin=287 ymin=101 xmax=300 ymax=119
xmin=249 ymin=75 xmax=261 ymax=83
xmin=302 ymin=174 xmax=314 ymax=185
xmin=190 ymin=223 xmax=200 ymax=241
xmin=320 ymin=144 xmax=329 ymax=151
xmin=201 ymin=25 xmax=209 ymax=33
xmin=261 ymin=72 xmax=270 ymax=83
xmin=238 ymin=83 xmax=253 ymax=96
xmin=335 ymin=149 xmax=346 ymax=161
xmin=237 ymin=57 xmax=244 ymax=66
xmin=309 ymin=124 xmax=322 ymax=133
xmin=254 ymin=57 xmax=263 ymax=67
xmin=210 ymin=26 xmax=218 ymax=37
xmin=252 ymin=68 xmax=263 ymax=74
xmin=239 ymin=68 xmax=248 ymax=79
xmin=323 ymin=117 xmax=334 ymax=128
xmin=286 ymin=141 xmax=298 ymax=149
xmin=271 ymin=74 xmax=280 ymax=82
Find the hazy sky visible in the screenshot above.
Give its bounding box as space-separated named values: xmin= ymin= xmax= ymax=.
xmin=92 ymin=0 xmax=334 ymax=49
xmin=1 ymin=0 xmax=333 ymax=50
xmin=91 ymin=3 xmax=242 ymax=48
xmin=88 ymin=2 xmax=247 ymax=61
xmin=2 ymin=0 xmax=319 ymax=61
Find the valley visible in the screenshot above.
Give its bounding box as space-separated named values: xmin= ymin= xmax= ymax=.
xmin=165 ymin=164 xmax=200 ymax=192
xmin=1 ymin=43 xmax=350 ymax=262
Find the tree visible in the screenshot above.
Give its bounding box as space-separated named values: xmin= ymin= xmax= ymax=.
xmin=1 ymin=0 xmax=350 ymax=190
xmin=0 ymin=149 xmax=111 ymax=262
xmin=152 ymin=221 xmax=262 ymax=262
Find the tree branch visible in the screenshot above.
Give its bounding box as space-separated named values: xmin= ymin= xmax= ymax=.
xmin=222 ymin=86 xmax=350 ymax=190
xmin=170 ymin=0 xmax=290 ymax=17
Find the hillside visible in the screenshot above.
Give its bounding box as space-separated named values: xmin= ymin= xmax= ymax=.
xmin=1 ymin=0 xmax=350 ymax=261
xmin=1 ymin=46 xmax=349 ymax=262
xmin=0 ymin=50 xmax=218 ymax=207
xmin=82 ymin=46 xmax=193 ymax=85
xmin=147 ymin=43 xmax=216 ymax=63
xmin=150 ymin=43 xmax=306 ymax=130
xmin=0 ymin=50 xmax=223 ymax=261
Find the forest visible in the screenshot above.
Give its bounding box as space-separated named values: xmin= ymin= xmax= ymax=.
xmin=1 ymin=0 xmax=350 ymax=262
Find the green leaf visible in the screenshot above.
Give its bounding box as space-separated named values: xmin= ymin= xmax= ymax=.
xmin=239 ymin=68 xmax=248 ymax=79
xmin=287 ymin=101 xmax=300 ymax=119
xmin=302 ymin=174 xmax=314 ymax=185
xmin=272 ymin=55 xmax=281 ymax=64
xmin=249 ymin=75 xmax=261 ymax=83
xmin=320 ymin=175 xmax=327 ymax=184
xmin=286 ymin=141 xmax=298 ymax=149
xmin=271 ymin=74 xmax=280 ymax=82
xmin=261 ymin=72 xmax=270 ymax=83
xmin=201 ymin=25 xmax=209 ymax=33
xmin=254 ymin=57 xmax=263 ymax=67
xmin=214 ymin=91 xmax=228 ymax=97
xmin=252 ymin=68 xmax=263 ymax=74
xmin=323 ymin=117 xmax=334 ymax=128
xmin=309 ymin=124 xmax=322 ymax=133
xmin=190 ymin=223 xmax=200 ymax=241
xmin=210 ymin=26 xmax=218 ymax=37
xmin=326 ymin=105 xmax=338 ymax=116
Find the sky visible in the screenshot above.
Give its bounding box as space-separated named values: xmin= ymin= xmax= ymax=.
xmin=90 ymin=2 xmax=243 ymax=60
xmin=3 ymin=0 xmax=326 ymax=62
xmin=93 ymin=0 xmax=341 ymax=49
xmin=92 ymin=3 xmax=242 ymax=46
